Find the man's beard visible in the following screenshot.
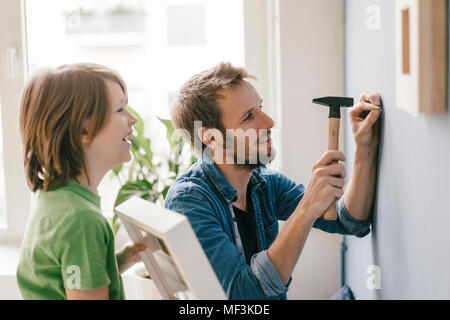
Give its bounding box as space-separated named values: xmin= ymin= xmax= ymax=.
xmin=233 ymin=143 xmax=276 ymax=172
xmin=204 ymin=129 xmax=276 ymax=171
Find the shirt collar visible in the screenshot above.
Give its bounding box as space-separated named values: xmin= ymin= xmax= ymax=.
xmin=64 ymin=180 xmax=101 ymax=208
xmin=199 ymin=156 xmax=267 ymax=203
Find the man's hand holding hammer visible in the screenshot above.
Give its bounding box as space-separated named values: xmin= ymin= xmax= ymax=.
xmin=268 ymin=92 xmax=381 ymax=284
xmin=302 ymin=92 xmax=381 ymax=222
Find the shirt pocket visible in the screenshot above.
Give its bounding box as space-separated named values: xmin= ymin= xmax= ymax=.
xmin=264 ymin=220 xmax=279 ymax=247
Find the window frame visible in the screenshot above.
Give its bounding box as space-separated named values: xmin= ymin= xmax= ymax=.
xmin=243 ymin=0 xmax=281 ymax=170
xmin=0 ymin=0 xmax=32 ymax=242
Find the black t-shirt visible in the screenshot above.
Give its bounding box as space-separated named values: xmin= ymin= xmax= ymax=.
xmin=232 ymin=188 xmax=258 ymax=265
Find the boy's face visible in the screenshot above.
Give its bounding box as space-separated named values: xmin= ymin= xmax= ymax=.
xmin=83 ymin=80 xmax=137 ymax=170
xmin=215 ymin=80 xmax=276 ymax=170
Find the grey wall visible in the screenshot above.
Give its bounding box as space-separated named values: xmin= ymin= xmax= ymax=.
xmin=344 ymin=0 xmax=450 ymax=299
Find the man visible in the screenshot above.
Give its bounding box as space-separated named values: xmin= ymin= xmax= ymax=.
xmin=164 ymin=62 xmax=380 ymax=299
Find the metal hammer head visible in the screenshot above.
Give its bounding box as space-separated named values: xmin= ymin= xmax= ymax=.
xmin=312 ymin=96 xmax=354 ymax=119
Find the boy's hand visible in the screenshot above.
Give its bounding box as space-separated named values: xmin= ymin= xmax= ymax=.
xmin=115 ymin=241 xmax=146 ymax=274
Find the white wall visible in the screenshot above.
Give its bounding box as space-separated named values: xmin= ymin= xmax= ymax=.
xmin=277 ymin=0 xmax=345 ymax=300
xmin=345 ymin=0 xmax=450 ymax=300
xmin=0 ymin=242 xmax=22 ymax=299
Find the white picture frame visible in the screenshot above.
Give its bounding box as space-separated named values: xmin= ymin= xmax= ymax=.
xmin=115 ymin=196 xmax=227 ymax=300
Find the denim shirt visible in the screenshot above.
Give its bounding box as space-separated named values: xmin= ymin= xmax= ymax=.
xmin=164 ymin=158 xmax=371 ymax=300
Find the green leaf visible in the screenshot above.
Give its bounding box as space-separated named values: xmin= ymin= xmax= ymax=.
xmin=111 ymin=211 xmax=122 ymax=235
xmin=162 ymin=186 xmax=171 ymax=199
xmin=114 ymin=180 xmax=154 ymax=208
xmin=127 ymin=106 xmax=145 ymax=136
xmin=112 ymin=163 xmax=123 ymax=176
xmin=157 ymin=117 xmax=179 ymax=148
xmin=158 ymin=117 xmax=174 ymax=135
xmin=112 ymin=219 xmax=121 ymax=235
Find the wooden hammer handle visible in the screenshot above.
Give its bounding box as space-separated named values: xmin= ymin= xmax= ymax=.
xmin=324 ymin=118 xmax=340 ymax=220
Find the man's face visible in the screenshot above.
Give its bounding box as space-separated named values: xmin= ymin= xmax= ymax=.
xmin=215 ymin=80 xmax=276 ymax=170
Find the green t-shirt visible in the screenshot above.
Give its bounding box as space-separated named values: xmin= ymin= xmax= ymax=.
xmin=16 ymin=180 xmax=125 ymax=300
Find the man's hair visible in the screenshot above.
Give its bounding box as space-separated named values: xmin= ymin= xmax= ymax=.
xmin=19 ymin=63 xmax=128 ymax=192
xmin=171 ymin=62 xmax=255 ymax=153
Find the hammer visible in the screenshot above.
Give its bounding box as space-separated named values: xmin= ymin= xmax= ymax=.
xmin=312 ymin=96 xmax=354 ymax=220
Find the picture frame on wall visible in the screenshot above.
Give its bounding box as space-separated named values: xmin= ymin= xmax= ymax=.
xmin=395 ymin=0 xmax=447 ymax=114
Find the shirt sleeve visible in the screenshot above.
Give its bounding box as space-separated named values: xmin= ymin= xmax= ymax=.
xmin=250 ymin=251 xmax=292 ymax=297
xmin=336 ymin=198 xmax=371 ymax=238
xmin=271 ymin=169 xmax=371 ymax=237
xmin=57 ymin=211 xmax=112 ymax=291
xmin=165 ymin=189 xmax=289 ymax=299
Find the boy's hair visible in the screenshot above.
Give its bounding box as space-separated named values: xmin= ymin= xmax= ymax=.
xmin=19 ymin=63 xmax=128 ymax=192
xmin=171 ymin=62 xmax=255 ymax=153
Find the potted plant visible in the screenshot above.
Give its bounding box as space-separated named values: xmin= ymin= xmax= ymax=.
xmin=111 ymin=106 xmax=195 ymax=232
xmin=110 ymin=107 xmax=195 ymax=299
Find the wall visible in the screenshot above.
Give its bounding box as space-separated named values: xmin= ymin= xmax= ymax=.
xmin=345 ymin=0 xmax=450 ymax=299
xmin=278 ymin=0 xmax=345 ymax=299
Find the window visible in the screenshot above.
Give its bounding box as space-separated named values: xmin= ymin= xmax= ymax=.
xmin=0 ymin=102 xmax=6 ymax=228
xmin=167 ymin=5 xmax=206 ymax=46
xmin=0 ymin=0 xmax=277 ymax=238
xmin=0 ymin=0 xmax=33 ymax=240
xmin=24 ymin=0 xmax=245 ymax=214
